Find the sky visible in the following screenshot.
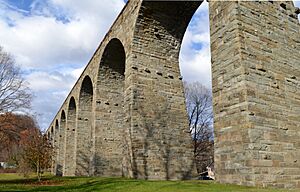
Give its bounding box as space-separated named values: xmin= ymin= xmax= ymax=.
xmin=0 ymin=0 xmax=299 ymax=131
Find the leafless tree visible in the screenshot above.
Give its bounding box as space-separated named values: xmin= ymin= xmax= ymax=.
xmin=184 ymin=81 xmax=214 ymax=173
xmin=0 ymin=46 xmax=32 ymax=113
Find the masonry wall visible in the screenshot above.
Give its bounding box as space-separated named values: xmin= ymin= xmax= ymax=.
xmin=47 ymin=0 xmax=143 ymax=178
xmin=57 ymin=111 xmax=66 ymax=176
xmin=211 ymin=1 xmax=300 ymax=188
xmin=45 ymin=0 xmax=300 ymax=188
xmin=124 ymin=1 xmax=201 ymax=179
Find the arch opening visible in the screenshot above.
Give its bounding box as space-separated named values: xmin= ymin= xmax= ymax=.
xmin=94 ymin=38 xmax=126 ymax=176
xmin=64 ymin=97 xmax=77 ymax=176
xmin=57 ymin=110 xmax=66 ymax=176
xmin=54 ymin=120 xmax=60 ymax=175
xmin=69 ymin=97 xmax=76 ymax=111
xmin=55 ymin=119 xmax=59 ymax=130
xmin=61 ymin=110 xmax=66 ymax=121
xmin=99 ymin=38 xmax=125 ymax=79
xmin=76 ymin=76 xmax=94 ymax=176
xmin=50 ymin=126 xmax=54 ymax=144
xmin=80 ymin=76 xmax=93 ymax=101
xmin=179 ymin=2 xmax=214 ymax=175
xmin=127 ymin=0 xmax=213 ymax=180
xmin=129 ymin=0 xmax=300 ymax=184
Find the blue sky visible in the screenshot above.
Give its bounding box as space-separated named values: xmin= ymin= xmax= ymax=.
xmin=4 ymin=0 xmax=32 ymax=10
xmin=0 ymin=0 xmax=299 ymax=130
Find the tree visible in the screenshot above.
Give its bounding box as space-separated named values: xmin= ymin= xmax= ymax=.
xmin=0 ymin=46 xmax=32 ymax=113
xmin=19 ymin=127 xmax=54 ymax=181
xmin=0 ymin=113 xmax=53 ymax=180
xmin=0 ymin=113 xmax=36 ymax=162
xmin=184 ymin=81 xmax=214 ymax=173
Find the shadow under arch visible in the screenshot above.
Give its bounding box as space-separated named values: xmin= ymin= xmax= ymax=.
xmin=50 ymin=126 xmax=54 ymax=145
xmin=54 ymin=119 xmax=60 ymax=175
xmin=50 ymin=125 xmax=55 ymax=174
xmin=64 ymin=96 xmax=77 ymax=176
xmin=56 ymin=110 xmax=66 ymax=176
xmin=94 ymin=38 xmax=126 ymax=176
xmin=76 ymin=76 xmax=94 ymax=176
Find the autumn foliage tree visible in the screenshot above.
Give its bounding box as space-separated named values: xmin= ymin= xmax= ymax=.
xmin=0 ymin=46 xmax=34 ymax=164
xmin=0 ymin=112 xmax=53 ymax=180
xmin=0 ymin=113 xmax=36 ymax=162
xmin=19 ymin=128 xmax=53 ymax=181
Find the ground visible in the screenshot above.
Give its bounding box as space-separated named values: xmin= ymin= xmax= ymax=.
xmin=0 ymin=173 xmax=297 ymax=192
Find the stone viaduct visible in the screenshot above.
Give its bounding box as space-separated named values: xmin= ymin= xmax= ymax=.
xmin=46 ymin=0 xmax=300 ymax=188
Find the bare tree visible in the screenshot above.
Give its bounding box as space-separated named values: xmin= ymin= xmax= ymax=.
xmin=184 ymin=81 xmax=214 ymax=173
xmin=0 ymin=46 xmax=32 ymax=113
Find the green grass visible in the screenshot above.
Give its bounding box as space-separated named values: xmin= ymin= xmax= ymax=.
xmin=0 ymin=173 xmax=296 ymax=192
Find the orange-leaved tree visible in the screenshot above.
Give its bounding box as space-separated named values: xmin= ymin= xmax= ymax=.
xmin=0 ymin=113 xmax=36 ymax=163
xmin=19 ymin=127 xmax=54 ymax=181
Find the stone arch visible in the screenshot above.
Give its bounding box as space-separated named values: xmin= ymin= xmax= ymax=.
xmin=46 ymin=1 xmax=300 ymax=187
xmin=128 ymin=0 xmax=300 ymax=185
xmin=94 ymin=38 xmax=126 ymax=176
xmin=125 ymin=1 xmax=202 ymax=180
xmin=55 ymin=119 xmax=59 ymax=139
xmin=49 ymin=125 xmax=54 ymax=174
xmin=54 ymin=119 xmax=60 ymax=175
xmin=76 ymin=76 xmax=94 ymax=176
xmin=56 ymin=110 xmax=66 ymax=176
xmin=50 ymin=126 xmax=54 ymax=145
xmin=64 ymin=96 xmax=77 ymax=176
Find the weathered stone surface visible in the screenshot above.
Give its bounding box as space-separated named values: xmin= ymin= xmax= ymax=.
xmin=46 ymin=0 xmax=199 ymax=180
xmin=45 ymin=0 xmax=300 ymax=188
xmin=211 ymin=1 xmax=300 ymax=188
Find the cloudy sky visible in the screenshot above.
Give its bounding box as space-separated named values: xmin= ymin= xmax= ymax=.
xmin=0 ymin=0 xmax=299 ymax=131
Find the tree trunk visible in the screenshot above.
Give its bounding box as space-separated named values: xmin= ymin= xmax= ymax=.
xmin=193 ymin=106 xmax=199 ymax=156
xmin=37 ymin=161 xmax=41 ymax=182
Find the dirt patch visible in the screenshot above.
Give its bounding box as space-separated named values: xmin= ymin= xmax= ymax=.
xmin=0 ymin=168 xmax=17 ymax=173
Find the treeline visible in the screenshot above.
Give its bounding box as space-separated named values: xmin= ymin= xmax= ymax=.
xmin=0 ymin=46 xmax=53 ymax=181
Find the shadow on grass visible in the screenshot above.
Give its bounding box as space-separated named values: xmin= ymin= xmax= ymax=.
xmin=0 ymin=176 xmax=228 ymax=192
xmin=0 ymin=176 xmax=54 ymax=185
xmin=1 ymin=176 xmax=291 ymax=192
xmin=20 ymin=177 xmax=142 ymax=192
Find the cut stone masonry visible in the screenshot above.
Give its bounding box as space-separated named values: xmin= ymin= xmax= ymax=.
xmin=46 ymin=0 xmax=300 ymax=188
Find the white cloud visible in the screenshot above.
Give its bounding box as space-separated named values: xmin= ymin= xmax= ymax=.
xmin=180 ymin=1 xmax=211 ymax=87
xmin=0 ymin=0 xmax=125 ymax=70
xmin=180 ymin=0 xmax=300 ymax=88
xmin=26 ymin=70 xmax=75 ymax=91
xmin=295 ymin=1 xmax=300 ymax=21
xmin=1 ymin=0 xmax=299 ymax=130
xmin=26 ymin=67 xmax=83 ymax=131
xmin=71 ymin=66 xmax=85 ymax=79
xmin=180 ymin=46 xmax=211 ymax=87
xmin=0 ymin=0 xmax=125 ymax=130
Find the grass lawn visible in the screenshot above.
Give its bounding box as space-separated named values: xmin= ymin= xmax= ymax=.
xmin=0 ymin=173 xmax=296 ymax=192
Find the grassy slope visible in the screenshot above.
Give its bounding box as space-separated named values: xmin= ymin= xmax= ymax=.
xmin=0 ymin=174 xmax=295 ymax=192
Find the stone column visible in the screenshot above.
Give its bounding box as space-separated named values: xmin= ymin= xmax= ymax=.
xmin=210 ymin=1 xmax=300 ymax=188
